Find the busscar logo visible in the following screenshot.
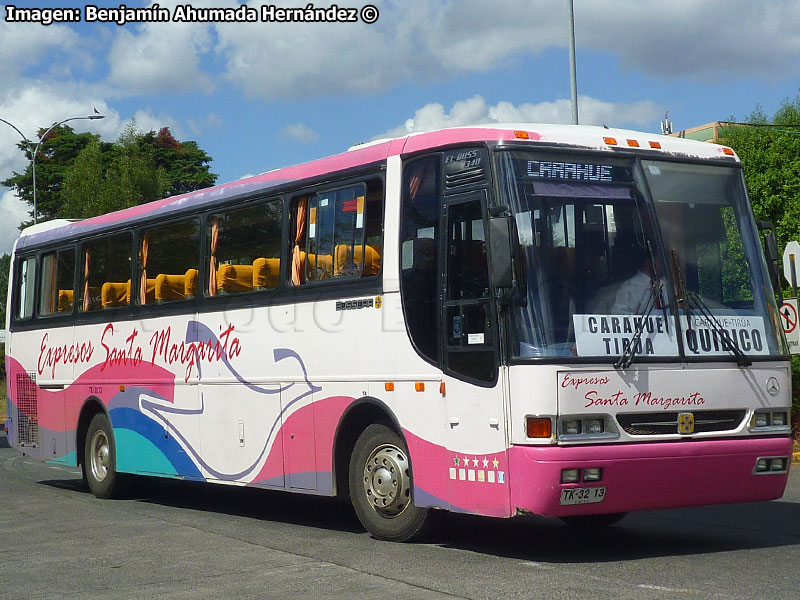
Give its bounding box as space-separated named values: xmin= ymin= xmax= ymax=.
xmin=336 ymin=298 xmax=375 ymax=311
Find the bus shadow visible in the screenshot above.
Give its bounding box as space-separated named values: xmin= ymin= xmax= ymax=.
xmin=432 ymin=500 xmax=800 ymax=563
xmin=130 ymin=476 xmax=365 ymax=534
xmin=38 ymin=473 xmax=800 ymax=562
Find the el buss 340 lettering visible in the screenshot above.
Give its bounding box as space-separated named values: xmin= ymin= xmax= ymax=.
xmin=5 ymin=124 xmax=792 ymax=543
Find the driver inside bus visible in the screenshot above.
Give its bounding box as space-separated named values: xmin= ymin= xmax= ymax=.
xmin=609 ymin=243 xmax=661 ymax=314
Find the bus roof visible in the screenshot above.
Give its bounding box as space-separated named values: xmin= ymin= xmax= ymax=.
xmin=15 ymin=123 xmax=738 ymax=251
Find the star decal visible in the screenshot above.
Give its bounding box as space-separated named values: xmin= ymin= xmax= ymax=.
xmin=472 ymin=457 xmax=479 ymax=468
xmin=492 ymin=458 xmax=500 ymax=469
xmin=482 ymin=457 xmax=489 ymax=468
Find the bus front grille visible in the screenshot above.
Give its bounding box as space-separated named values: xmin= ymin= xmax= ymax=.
xmin=616 ymin=410 xmax=747 ymax=436
xmin=15 ymin=372 xmax=39 ymax=446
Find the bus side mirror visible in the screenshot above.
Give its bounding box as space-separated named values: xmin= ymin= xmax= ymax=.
xmin=488 ymin=215 xmax=515 ymax=289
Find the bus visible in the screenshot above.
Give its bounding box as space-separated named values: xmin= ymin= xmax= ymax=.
xmin=4 ymin=123 xmax=792 ymax=541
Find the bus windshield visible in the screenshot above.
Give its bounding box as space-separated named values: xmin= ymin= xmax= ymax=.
xmin=496 ymin=150 xmax=785 ymax=361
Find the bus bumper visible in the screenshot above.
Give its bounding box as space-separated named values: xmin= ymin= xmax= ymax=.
xmin=508 ymin=437 xmax=792 ymax=518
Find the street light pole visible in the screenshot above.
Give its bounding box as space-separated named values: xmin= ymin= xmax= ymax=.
xmin=31 ymin=113 xmax=105 ymax=224
xmin=567 ymin=0 xmax=579 ymax=125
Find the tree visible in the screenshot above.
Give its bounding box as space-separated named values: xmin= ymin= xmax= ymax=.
xmin=145 ymin=128 xmax=216 ymax=197
xmin=60 ymin=122 xmax=171 ymax=219
xmin=721 ymin=94 xmax=800 ymax=425
xmin=1 ymin=125 xmax=98 ymax=224
xmin=2 ymin=122 xmax=217 ymax=226
xmin=720 ymin=94 xmax=800 ymax=255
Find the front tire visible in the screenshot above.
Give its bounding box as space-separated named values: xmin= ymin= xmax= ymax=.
xmin=84 ymin=413 xmax=124 ymax=499
xmin=349 ymin=424 xmax=431 ymax=542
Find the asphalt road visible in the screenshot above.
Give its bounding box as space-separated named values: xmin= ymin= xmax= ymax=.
xmin=2 ymin=432 xmax=800 ymax=600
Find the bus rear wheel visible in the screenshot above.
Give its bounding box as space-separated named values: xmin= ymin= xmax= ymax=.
xmin=348 ymin=424 xmax=431 ymax=542
xmin=83 ymin=413 xmax=124 ymax=499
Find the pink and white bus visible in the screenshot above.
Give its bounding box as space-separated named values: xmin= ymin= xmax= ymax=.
xmin=4 ymin=124 xmax=792 ymax=540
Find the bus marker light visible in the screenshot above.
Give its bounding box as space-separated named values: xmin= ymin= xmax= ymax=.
xmin=649 ymin=141 xmax=662 ymax=149
xmin=514 ymin=130 xmax=530 ymax=139
xmin=384 ymin=382 xmax=394 ymax=392
xmin=722 ymin=147 xmax=735 ymax=156
xmin=561 ymin=469 xmax=580 ymax=483
xmin=415 ymin=382 xmax=425 ymax=392
xmin=603 ymin=137 xmax=618 ymax=146
xmin=439 ymin=382 xmax=446 ymax=395
xmin=626 ymin=139 xmax=640 ymax=147
xmin=527 ymin=417 xmax=552 ymax=438
xmin=583 ymin=468 xmax=602 ymax=482
xmin=119 ymin=385 xmax=125 ymax=392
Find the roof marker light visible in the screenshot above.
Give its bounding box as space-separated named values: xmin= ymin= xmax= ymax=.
xmin=722 ymin=147 xmax=735 ymax=156
xmin=603 ymin=137 xmax=618 ymax=146
xmin=649 ymin=141 xmax=662 ymax=149
xmin=514 ymin=130 xmax=530 ymax=139
xmin=626 ymin=139 xmax=640 ymax=147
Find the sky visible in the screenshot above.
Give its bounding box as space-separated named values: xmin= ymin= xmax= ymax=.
xmin=1 ymin=0 xmax=800 ymax=254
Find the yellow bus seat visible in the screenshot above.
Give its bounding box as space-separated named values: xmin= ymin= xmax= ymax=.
xmin=253 ymin=258 xmax=280 ymax=290
xmin=184 ymin=268 xmax=199 ymax=298
xmin=155 ymin=273 xmax=186 ymax=302
xmin=57 ymin=289 xmax=74 ymax=312
xmin=101 ymin=280 xmax=131 ymax=308
xmin=334 ymin=244 xmax=382 ymax=276
xmin=217 ymin=263 xmax=254 ymax=294
xmin=301 ymin=252 xmax=333 ymax=280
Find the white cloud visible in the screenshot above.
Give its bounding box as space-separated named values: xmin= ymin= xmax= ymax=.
xmin=106 ymin=0 xmax=216 ymax=95
xmin=282 ymin=123 xmax=319 ymax=143
xmin=377 ymin=95 xmax=664 ymax=138
xmin=212 ymin=0 xmax=800 ymax=100
xmin=0 ymin=190 xmax=29 ymax=254
xmin=0 ymin=20 xmax=86 ymax=80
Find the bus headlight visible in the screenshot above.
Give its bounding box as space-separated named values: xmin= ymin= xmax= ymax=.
xmin=557 ymin=415 xmax=618 ymax=442
xmin=750 ymin=410 xmax=790 ymax=431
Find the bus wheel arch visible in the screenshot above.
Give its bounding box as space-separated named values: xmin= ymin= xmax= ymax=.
xmin=76 ymin=397 xmax=107 ymax=474
xmin=332 ymin=397 xmax=400 ymax=500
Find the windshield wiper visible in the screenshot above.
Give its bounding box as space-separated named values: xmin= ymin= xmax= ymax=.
xmin=614 ymin=278 xmax=663 ymax=370
xmin=685 ymin=292 xmax=753 ymax=367
xmin=615 ymin=242 xmax=666 ymax=370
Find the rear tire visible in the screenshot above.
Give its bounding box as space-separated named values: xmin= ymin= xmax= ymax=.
xmin=348 ymin=424 xmax=431 ymax=542
xmin=84 ymin=413 xmax=124 ymax=499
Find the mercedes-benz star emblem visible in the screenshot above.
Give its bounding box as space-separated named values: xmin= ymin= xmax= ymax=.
xmin=766 ymin=377 xmax=780 ymax=396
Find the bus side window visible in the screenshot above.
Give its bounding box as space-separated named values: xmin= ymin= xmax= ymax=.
xmin=289 ymin=180 xmax=382 ymax=285
xmin=81 ymin=234 xmax=132 ymax=312
xmin=16 ymin=256 xmax=37 ymax=320
xmin=39 ymin=248 xmax=76 ymax=316
xmin=206 ymin=200 xmax=283 ymax=297
xmin=138 ymin=218 xmax=200 ymax=305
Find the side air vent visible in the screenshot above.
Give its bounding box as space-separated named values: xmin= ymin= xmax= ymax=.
xmin=443 ymin=148 xmax=489 ymax=191
xmin=15 ymin=372 xmax=39 ymax=446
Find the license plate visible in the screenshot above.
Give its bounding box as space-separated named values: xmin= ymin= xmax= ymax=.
xmin=560 ymin=486 xmax=606 ymax=505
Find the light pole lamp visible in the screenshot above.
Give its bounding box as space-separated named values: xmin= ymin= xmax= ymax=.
xmin=32 ymin=113 xmax=105 ymax=224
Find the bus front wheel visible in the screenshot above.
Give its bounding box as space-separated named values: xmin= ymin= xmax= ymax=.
xmin=83 ymin=413 xmax=124 ymax=499
xmin=348 ymin=424 xmax=431 ymax=542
